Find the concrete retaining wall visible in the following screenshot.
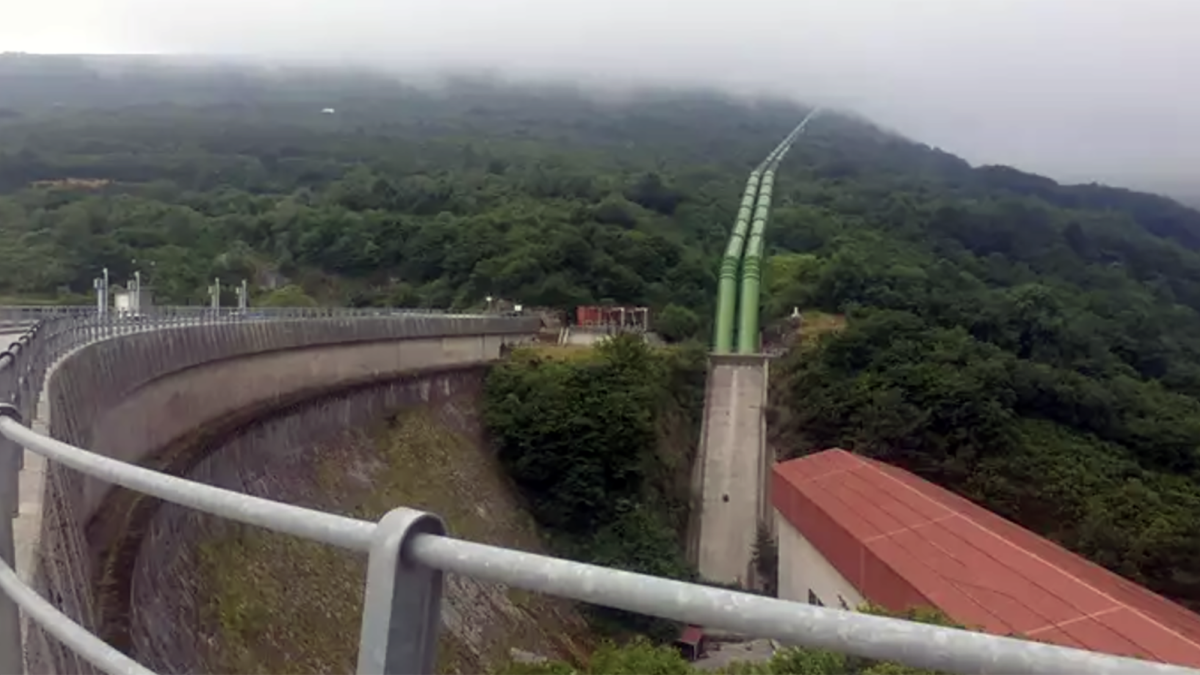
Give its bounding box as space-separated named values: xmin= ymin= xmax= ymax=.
xmin=24 ymin=316 xmax=538 ymax=674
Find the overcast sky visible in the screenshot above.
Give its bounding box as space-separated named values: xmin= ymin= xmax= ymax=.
xmin=3 ymin=0 xmax=1197 ymax=197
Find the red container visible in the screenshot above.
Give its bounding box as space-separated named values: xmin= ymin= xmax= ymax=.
xmin=576 ymin=306 xmax=602 ymax=326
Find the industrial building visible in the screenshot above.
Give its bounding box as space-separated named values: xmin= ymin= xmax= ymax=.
xmin=772 ymin=449 xmax=1200 ymax=668
xmin=575 ymin=305 xmax=650 ymax=332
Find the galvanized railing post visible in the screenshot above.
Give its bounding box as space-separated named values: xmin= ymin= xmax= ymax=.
xmin=356 ymin=508 xmax=447 ymax=675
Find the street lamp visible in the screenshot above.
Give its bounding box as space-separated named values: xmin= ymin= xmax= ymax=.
xmin=236 ymin=279 xmax=248 ymax=311
xmin=93 ymin=267 xmax=109 ymax=316
xmin=209 ymin=278 xmax=221 ymax=312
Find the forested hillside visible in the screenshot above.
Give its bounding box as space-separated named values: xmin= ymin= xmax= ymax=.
xmin=0 ymin=54 xmax=806 ymax=319
xmin=767 ymin=117 xmax=1200 ymax=612
xmin=4 ymin=54 xmax=1200 ymax=622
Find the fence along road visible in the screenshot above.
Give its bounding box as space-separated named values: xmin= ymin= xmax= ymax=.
xmin=0 ymin=308 xmax=1198 ymax=675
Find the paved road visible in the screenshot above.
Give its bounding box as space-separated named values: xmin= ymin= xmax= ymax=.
xmin=695 ymin=356 xmax=770 ymax=587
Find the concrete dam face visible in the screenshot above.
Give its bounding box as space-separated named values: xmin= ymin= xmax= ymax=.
xmin=118 ymin=366 xmax=588 ymax=673
xmin=19 ymin=317 xmax=546 ymax=674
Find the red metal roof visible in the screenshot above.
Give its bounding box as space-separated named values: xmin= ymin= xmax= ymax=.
xmin=772 ymin=449 xmax=1200 ymax=668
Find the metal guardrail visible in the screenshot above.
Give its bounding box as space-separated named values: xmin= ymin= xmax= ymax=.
xmin=0 ymin=309 xmax=1197 ymax=675
xmin=0 ymin=305 xmax=506 ymax=675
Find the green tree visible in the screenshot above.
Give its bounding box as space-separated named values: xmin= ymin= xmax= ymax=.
xmin=483 ymin=336 xmax=704 ymax=636
xmin=654 ymin=303 xmax=701 ymax=343
xmin=258 ymin=284 xmax=318 ymax=307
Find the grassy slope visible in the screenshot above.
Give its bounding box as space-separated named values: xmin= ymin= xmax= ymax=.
xmin=197 ymin=398 xmax=594 ymax=674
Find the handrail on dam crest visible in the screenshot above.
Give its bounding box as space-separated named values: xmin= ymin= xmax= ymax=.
xmin=0 ymin=308 xmax=1195 ymax=675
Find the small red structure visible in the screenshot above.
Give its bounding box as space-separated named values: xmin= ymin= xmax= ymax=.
xmin=674 ymin=625 xmax=706 ymax=661
xmin=575 ymin=305 xmax=650 ymax=332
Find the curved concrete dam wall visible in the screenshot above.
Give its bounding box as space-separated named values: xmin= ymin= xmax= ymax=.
xmin=127 ymin=365 xmax=590 ymax=673
xmin=22 ymin=316 xmax=539 ymax=674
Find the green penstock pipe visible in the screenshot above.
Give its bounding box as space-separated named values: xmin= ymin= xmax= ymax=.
xmin=737 ymin=168 xmax=775 ymax=354
xmin=713 ymin=170 xmax=762 ymax=353
xmin=732 ymin=108 xmax=822 ymax=354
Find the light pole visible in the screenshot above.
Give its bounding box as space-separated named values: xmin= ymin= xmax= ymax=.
xmin=209 ymin=278 xmax=221 ymax=312
xmin=93 ymin=267 xmax=109 ymax=316
xmin=236 ymin=279 xmax=248 ymax=311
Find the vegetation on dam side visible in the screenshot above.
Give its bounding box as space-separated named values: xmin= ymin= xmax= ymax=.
xmin=499 ymin=604 xmax=963 ymax=674
xmin=482 ymin=336 xmax=707 ymax=640
xmin=197 ymin=397 xmax=594 ymax=674
xmin=193 ymin=338 xmax=707 ymax=674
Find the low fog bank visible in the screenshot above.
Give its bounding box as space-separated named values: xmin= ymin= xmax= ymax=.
xmin=6 ymin=0 xmax=1198 ymax=203
xmin=234 ymin=53 xmax=1200 ymax=204
xmin=6 ymin=49 xmax=1198 ymax=205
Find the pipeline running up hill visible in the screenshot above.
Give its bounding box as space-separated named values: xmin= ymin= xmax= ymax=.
xmin=712 ymin=108 xmax=820 ymax=354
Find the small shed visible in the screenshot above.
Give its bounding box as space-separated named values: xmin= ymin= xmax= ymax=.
xmin=674 ymin=625 xmax=706 ymax=661
xmin=113 ymin=287 xmax=153 ymax=315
